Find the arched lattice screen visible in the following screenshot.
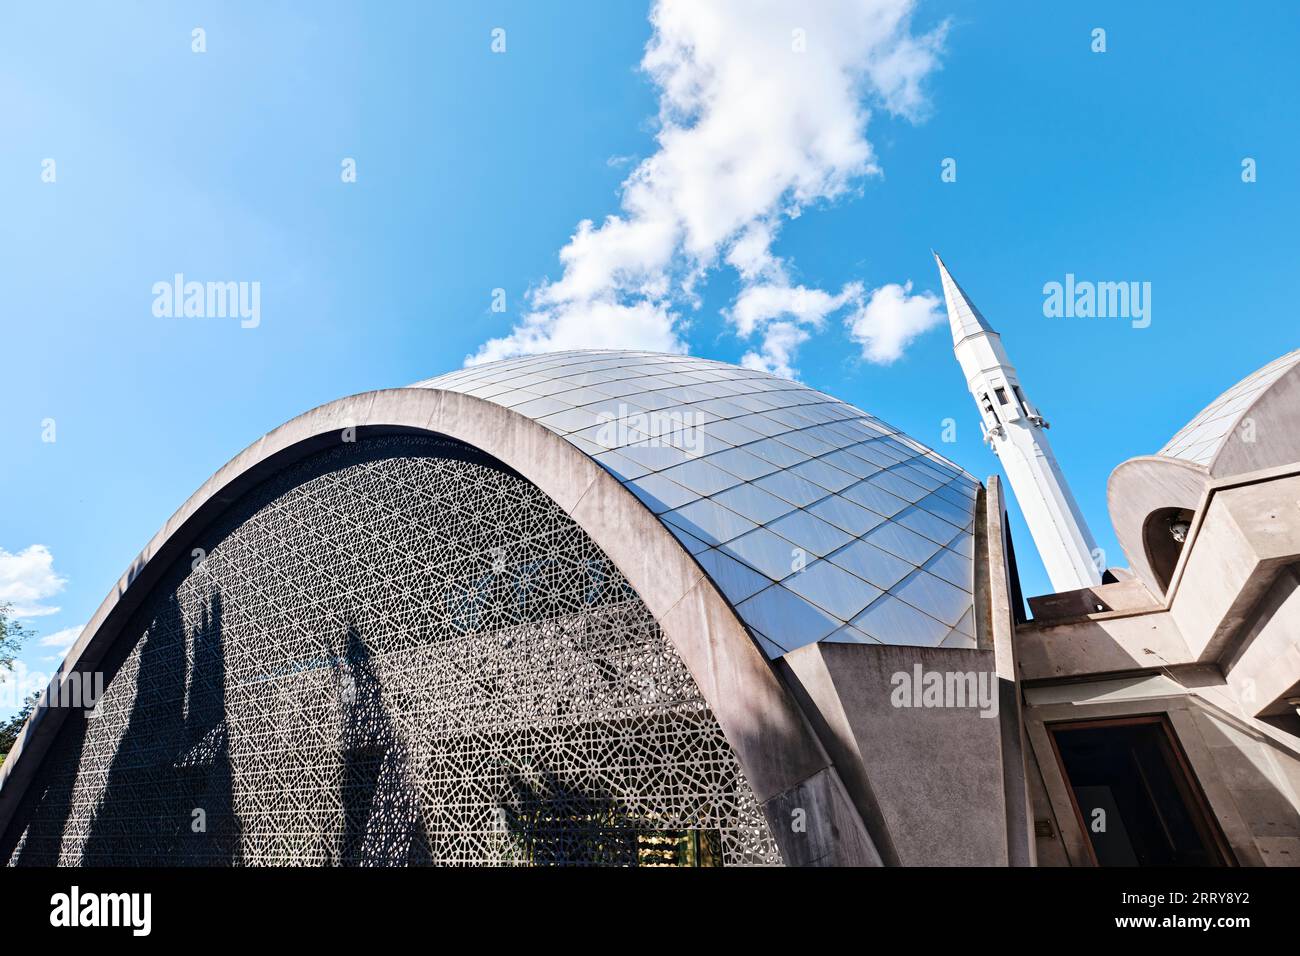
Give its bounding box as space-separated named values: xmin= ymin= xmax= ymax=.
xmin=5 ymin=434 xmax=779 ymax=866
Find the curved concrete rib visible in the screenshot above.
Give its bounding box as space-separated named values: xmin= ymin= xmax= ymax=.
xmin=1107 ymin=455 xmax=1210 ymax=595
xmin=0 ymin=387 xmax=879 ymax=866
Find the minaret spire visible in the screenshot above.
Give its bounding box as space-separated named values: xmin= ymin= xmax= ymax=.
xmin=934 ymin=252 xmax=994 ymax=345
xmin=933 ymin=252 xmax=1103 ymax=592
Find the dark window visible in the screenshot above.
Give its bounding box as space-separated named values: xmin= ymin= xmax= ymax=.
xmin=1051 ymin=716 xmax=1231 ymax=866
xmin=994 ymin=387 xmax=1010 ymax=405
xmin=1142 ymin=507 xmax=1195 ymax=593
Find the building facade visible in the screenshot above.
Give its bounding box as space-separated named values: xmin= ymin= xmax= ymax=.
xmin=1020 ymin=346 xmax=1300 ymax=867
xmin=2 ymin=341 xmax=1298 ymax=866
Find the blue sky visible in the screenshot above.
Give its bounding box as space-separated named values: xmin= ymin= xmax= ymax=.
xmin=2 ymin=1 xmax=1298 ymax=717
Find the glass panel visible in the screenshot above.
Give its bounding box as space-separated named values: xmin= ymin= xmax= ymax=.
xmin=840 ymin=480 xmax=909 ymax=518
xmin=865 ymin=470 xmax=929 ymax=504
xmin=590 ymin=377 xmax=657 ymax=398
xmin=699 ymin=419 xmax=767 ymax=446
xmin=618 ymin=443 xmax=695 ymax=471
xmin=766 ymin=510 xmax=853 ymax=557
xmin=694 ymin=548 xmax=772 ymax=605
xmin=921 ymin=547 xmax=973 ymax=593
xmin=667 ymin=522 xmax=710 ymax=556
xmin=710 ymin=482 xmax=797 ymax=525
xmin=863 ymin=522 xmax=943 ymax=566
xmin=693 ymin=398 xmax=751 ymax=419
xmin=951 ymin=607 xmax=975 ymax=638
xmin=820 ymin=448 xmax=882 ymax=480
xmin=658 ymin=459 xmax=743 ymax=496
xmin=730 ymin=413 xmax=791 ymax=438
xmin=806 ymin=494 xmax=886 ymax=537
xmin=891 ymin=462 xmax=944 ymax=492
xmin=772 ymin=430 xmax=837 ymax=457
xmin=782 ymin=560 xmax=882 ymax=620
xmin=851 ymin=595 xmax=950 ymax=647
xmin=915 ymin=491 xmax=973 ymax=530
xmin=658 ymin=430 xmax=733 ymax=458
xmin=511 ymin=396 xmax=571 ymax=420
xmin=661 ymin=499 xmax=758 ymax=547
xmin=545 ymin=385 xmax=621 ymax=407
xmin=719 ymin=527 xmax=803 ymax=581
xmin=749 ymin=630 xmax=789 ymax=660
xmin=821 ymin=624 xmax=881 ymax=645
xmin=892 ymin=569 xmax=971 ymax=627
xmin=704 ymin=447 xmax=781 ymax=481
xmin=536 ymin=407 xmax=605 ymax=435
xmin=789 ymin=458 xmax=857 ymax=493
xmin=745 ymin=437 xmax=810 ymax=469
xmin=825 ymin=539 xmax=913 ymax=590
xmin=593 ymin=450 xmax=652 ymax=482
xmin=840 ymin=441 xmax=897 ymax=469
xmin=625 ymin=474 xmax=700 ymax=514
xmin=735 ymin=585 xmax=840 ymax=652
xmin=945 ymin=529 xmax=975 ymax=559
xmin=894 ymin=506 xmax=963 ymax=546
xmin=754 ymin=472 xmax=831 ymax=508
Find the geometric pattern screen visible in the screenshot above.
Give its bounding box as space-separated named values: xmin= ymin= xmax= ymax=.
xmin=4 ymin=435 xmax=779 ymax=867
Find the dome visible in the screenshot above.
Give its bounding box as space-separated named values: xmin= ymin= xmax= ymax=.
xmin=1109 ymin=347 xmax=1300 ymax=594
xmin=1158 ymin=347 xmax=1300 ymax=470
xmin=1 ymin=347 xmax=979 ymax=867
xmin=417 ymin=350 xmax=980 ymax=656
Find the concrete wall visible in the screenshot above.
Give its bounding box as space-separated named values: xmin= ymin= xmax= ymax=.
xmin=982 ymin=477 xmax=1035 ymax=866
xmin=1106 ymin=455 xmax=1208 ymax=596
xmin=783 ymin=642 xmax=1010 ymax=865
xmin=1022 ymin=731 xmax=1071 ymax=866
xmin=1224 ymin=565 xmax=1300 ymax=719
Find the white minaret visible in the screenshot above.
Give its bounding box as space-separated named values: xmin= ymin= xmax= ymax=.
xmin=934 ymin=252 xmax=1102 ymax=592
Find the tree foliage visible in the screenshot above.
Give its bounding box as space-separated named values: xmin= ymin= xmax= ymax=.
xmin=0 ymin=602 xmax=34 ymax=763
xmin=0 ymin=693 xmax=39 ymax=761
xmin=0 ymin=601 xmax=30 ymax=673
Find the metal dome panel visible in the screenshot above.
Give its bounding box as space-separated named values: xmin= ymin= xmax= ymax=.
xmin=415 ymin=350 xmax=980 ymax=658
xmin=1159 ymin=348 xmax=1300 ymax=466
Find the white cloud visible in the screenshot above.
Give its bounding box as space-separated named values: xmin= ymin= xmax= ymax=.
xmin=469 ymin=0 xmax=947 ymax=371
xmin=38 ymin=623 xmax=85 ymax=652
xmin=471 ymin=298 xmax=683 ymax=366
xmin=0 ymin=545 xmax=67 ymax=618
xmin=730 ymin=281 xmax=862 ymax=379
xmin=740 ymin=321 xmax=811 ymax=381
xmin=845 ymin=280 xmax=944 ymax=364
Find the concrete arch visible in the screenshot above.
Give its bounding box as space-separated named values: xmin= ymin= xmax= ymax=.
xmin=1107 ymin=455 xmax=1210 ymax=596
xmin=1109 ymin=355 xmax=1300 ymax=596
xmin=0 ymin=387 xmax=879 ymax=866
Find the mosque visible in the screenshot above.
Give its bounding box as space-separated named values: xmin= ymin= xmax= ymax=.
xmin=1 ymin=256 xmax=1297 ymax=866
